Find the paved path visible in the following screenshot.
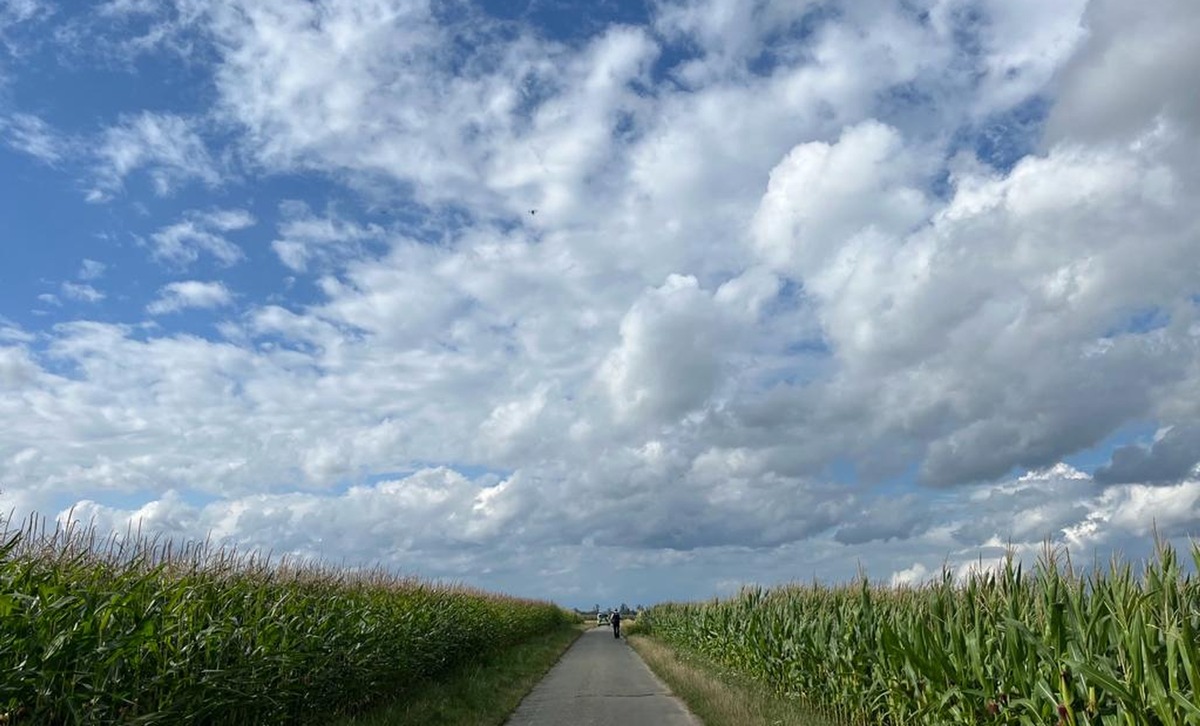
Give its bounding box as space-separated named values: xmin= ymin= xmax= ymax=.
xmin=504 ymin=626 xmax=701 ymax=726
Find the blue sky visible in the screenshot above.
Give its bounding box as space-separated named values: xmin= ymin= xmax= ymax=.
xmin=2 ymin=0 xmax=1199 ymax=607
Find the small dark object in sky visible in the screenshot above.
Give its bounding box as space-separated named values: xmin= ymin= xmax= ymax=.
xmin=529 ymin=209 xmax=536 ymax=215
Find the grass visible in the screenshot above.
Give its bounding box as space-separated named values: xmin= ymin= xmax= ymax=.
xmin=628 ymin=632 xmax=841 ymax=726
xmin=0 ymin=513 xmax=575 ymax=725
xmin=334 ymin=623 xmax=584 ymax=725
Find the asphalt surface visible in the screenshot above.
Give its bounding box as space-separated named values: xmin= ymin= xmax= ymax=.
xmin=504 ymin=626 xmax=701 ymax=726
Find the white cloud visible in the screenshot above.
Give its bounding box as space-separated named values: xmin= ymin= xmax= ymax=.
xmin=146 ymin=281 xmax=233 ymax=315
xmin=0 ymin=112 xmax=67 ymax=163
xmin=479 ymin=385 xmax=550 ymax=460
xmin=752 ymin=120 xmax=931 ymax=278
xmin=78 ymin=259 xmax=106 ymax=280
xmin=147 ymin=208 xmax=254 ymax=267
xmin=1047 ymin=0 xmax=1200 ymax=144
xmin=938 ymin=0 xmax=1089 ymax=119
xmin=43 ymin=460 xmax=1200 ymax=601
xmin=60 ymin=282 xmax=104 ymax=303
xmin=271 ymin=200 xmax=384 ymax=272
xmin=197 ymin=0 xmax=668 ymax=226
xmin=599 ymin=274 xmax=735 ymax=423
xmin=204 ymin=0 xmax=480 ymax=202
xmin=653 ymin=0 xmax=824 ymax=83
xmin=89 ymin=112 xmax=219 ymax=200
xmin=60 ymin=468 xmax=511 ymax=563
xmin=3 ymin=0 xmax=1200 ymax=604
xmin=743 ymin=108 xmax=1199 ymax=487
xmin=0 ymin=344 xmax=40 ymax=388
xmin=1101 ymin=481 xmax=1200 ymax=538
xmin=890 ymin=562 xmax=932 ymax=588
xmin=484 ymin=24 xmax=659 ymax=224
xmin=0 ymin=0 xmax=52 ymax=59
xmin=95 ymin=0 xmax=162 ymax=17
xmin=0 ymin=0 xmax=50 ymax=24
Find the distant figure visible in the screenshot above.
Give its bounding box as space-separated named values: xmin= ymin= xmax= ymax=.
xmin=611 ymin=609 xmax=622 ymax=639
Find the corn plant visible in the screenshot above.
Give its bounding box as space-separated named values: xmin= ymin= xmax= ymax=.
xmin=0 ymin=514 xmax=573 ymax=725
xmin=638 ymin=543 xmax=1200 ymax=725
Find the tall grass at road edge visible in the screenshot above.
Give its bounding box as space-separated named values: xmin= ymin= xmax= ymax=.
xmin=335 ymin=622 xmax=584 ymax=725
xmin=628 ymin=629 xmax=840 ymax=726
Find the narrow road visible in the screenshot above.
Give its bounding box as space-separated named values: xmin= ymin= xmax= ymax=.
xmin=505 ymin=626 xmax=701 ymax=726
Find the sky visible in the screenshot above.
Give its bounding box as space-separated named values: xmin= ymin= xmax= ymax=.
xmin=1 ymin=0 xmax=1199 ymax=608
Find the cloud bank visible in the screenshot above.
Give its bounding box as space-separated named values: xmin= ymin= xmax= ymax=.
xmin=1 ymin=0 xmax=1198 ymax=603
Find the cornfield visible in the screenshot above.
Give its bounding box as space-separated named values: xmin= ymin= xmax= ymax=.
xmin=638 ymin=544 xmax=1200 ymax=725
xmin=0 ymin=514 xmax=573 ymax=725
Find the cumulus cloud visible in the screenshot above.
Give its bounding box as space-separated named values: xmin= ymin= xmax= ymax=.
xmin=945 ymin=0 xmax=1089 ymax=119
xmin=203 ymin=0 xmax=508 ymax=208
xmin=1095 ymin=425 xmax=1200 ymax=485
xmin=599 ymin=275 xmax=735 ymax=423
xmin=653 ymin=0 xmax=822 ymax=79
xmin=745 ymin=108 xmax=1199 ymax=488
xmin=1099 ymin=481 xmax=1200 ymax=538
xmin=146 ymin=281 xmax=233 ymax=315
xmin=833 ymin=494 xmax=931 ymax=546
xmin=63 ymin=468 xmax=509 ymax=563
xmin=2 ymin=0 xmax=1200 ymax=603
xmin=890 ymin=562 xmax=933 ymax=588
xmin=1047 ymin=0 xmax=1200 ymax=144
xmin=271 ymin=201 xmax=384 ymax=272
xmin=479 ymin=385 xmax=551 ymax=460
xmin=44 ymin=459 xmax=1200 ymax=600
xmin=752 ymin=120 xmax=931 ymax=278
xmin=78 ymin=259 xmax=106 ymax=280
xmin=0 ymin=344 xmax=40 ymax=388
xmin=89 ymin=112 xmax=219 ymax=200
xmin=60 ymin=282 xmax=104 ymax=303
xmin=147 ymin=208 xmax=254 ymax=267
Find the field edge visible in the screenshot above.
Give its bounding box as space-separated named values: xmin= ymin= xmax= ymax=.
xmin=332 ymin=622 xmax=586 ymax=726
xmin=628 ymin=633 xmax=843 ymax=726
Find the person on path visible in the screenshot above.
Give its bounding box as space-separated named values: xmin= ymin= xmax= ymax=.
xmin=611 ymin=609 xmax=622 ymax=639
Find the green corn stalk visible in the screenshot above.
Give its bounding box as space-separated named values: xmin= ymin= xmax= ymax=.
xmin=0 ymin=513 xmax=574 ymax=725
xmin=639 ymin=541 xmax=1200 ymax=726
